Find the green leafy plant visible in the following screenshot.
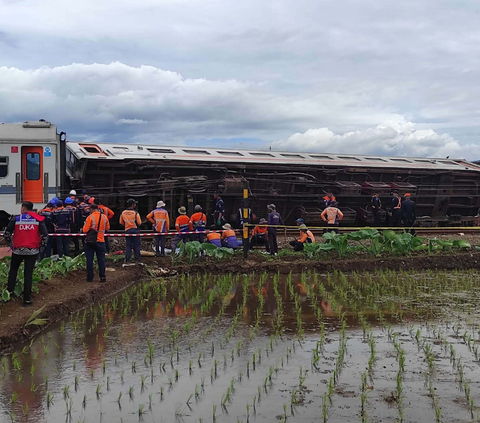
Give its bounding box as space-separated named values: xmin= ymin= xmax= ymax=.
xmin=24 ymin=305 xmax=48 ymax=327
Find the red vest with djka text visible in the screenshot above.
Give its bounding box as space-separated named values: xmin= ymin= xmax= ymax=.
xmin=12 ymin=213 xmax=43 ymax=249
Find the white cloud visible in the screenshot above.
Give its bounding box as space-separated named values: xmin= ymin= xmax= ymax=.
xmin=274 ymin=120 xmax=473 ymax=158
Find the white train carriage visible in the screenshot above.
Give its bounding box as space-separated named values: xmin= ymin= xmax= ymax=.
xmin=0 ymin=121 xmax=65 ymax=226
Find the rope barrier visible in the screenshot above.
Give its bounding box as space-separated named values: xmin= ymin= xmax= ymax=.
xmin=1 ymin=225 xmax=479 ymax=238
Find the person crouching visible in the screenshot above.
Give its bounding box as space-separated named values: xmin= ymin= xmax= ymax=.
xmin=250 ymin=218 xmax=269 ymax=252
xmin=221 ymin=224 xmax=238 ymax=249
xmin=290 ymin=224 xmax=315 ymax=251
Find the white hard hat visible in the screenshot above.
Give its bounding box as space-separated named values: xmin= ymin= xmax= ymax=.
xmin=69 ymin=190 xmax=77 ymax=195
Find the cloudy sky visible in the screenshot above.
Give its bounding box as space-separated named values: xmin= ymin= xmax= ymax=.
xmin=1 ymin=0 xmax=479 ymax=158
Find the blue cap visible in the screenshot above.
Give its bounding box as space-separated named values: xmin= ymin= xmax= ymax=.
xmin=65 ymin=197 xmax=73 ymax=205
xmin=56 ymin=200 xmax=63 ymax=207
xmin=51 ymin=197 xmax=59 ymax=205
xmin=296 ymin=218 xmax=304 ymax=223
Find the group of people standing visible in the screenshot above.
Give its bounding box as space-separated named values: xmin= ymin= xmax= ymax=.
xmin=371 ymin=191 xmax=416 ymax=227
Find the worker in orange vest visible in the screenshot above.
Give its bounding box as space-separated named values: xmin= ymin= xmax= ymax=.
xmin=250 ymin=218 xmax=269 ymax=252
xmin=190 ymin=205 xmax=207 ymax=243
xmin=323 ymin=192 xmax=336 ymax=208
xmin=171 ymin=206 xmax=190 ymax=252
xmin=94 ymin=198 xmax=114 ymax=253
xmin=147 ymin=200 xmax=170 ymax=256
xmin=206 ymin=231 xmax=222 ymax=247
xmin=221 ymin=223 xmax=239 ymax=249
xmin=290 ymin=224 xmax=315 ymax=251
xmin=119 ymin=199 xmax=142 ymax=263
xmin=82 ymin=203 xmax=110 ymax=282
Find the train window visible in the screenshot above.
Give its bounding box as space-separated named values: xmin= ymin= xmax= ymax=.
xmin=147 ymin=148 xmax=175 ymax=154
xmin=310 ymin=155 xmax=333 ymax=160
xmin=26 ymin=152 xmax=40 ymax=180
xmin=338 ymin=156 xmax=361 ymax=161
xmin=0 ymin=157 xmax=7 ymax=178
xmin=280 ymin=153 xmax=304 ymax=158
xmin=249 ymin=152 xmax=274 ymax=157
xmin=79 ymin=144 xmax=107 ymax=156
xmin=390 ymin=158 xmax=411 ymax=163
xmin=364 ymin=157 xmax=387 ymax=162
xmin=183 ymin=150 xmax=211 ymax=155
xmin=218 ymin=151 xmax=244 ymax=156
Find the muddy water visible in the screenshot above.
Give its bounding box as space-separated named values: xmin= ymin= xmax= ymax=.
xmin=1 ymin=270 xmax=480 ymax=423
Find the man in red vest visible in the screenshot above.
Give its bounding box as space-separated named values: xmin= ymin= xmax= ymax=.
xmin=3 ymin=201 xmax=49 ymax=306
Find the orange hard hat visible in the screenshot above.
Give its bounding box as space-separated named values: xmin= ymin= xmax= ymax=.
xmin=404 ymin=193 xmax=411 ymax=197
xmin=88 ymin=197 xmax=95 ymax=204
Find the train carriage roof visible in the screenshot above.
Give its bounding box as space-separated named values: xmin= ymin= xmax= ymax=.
xmin=66 ymin=140 xmax=480 ymax=172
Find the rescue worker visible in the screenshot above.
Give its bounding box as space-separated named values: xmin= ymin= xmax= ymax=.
xmin=214 ymin=193 xmax=226 ymax=229
xmin=82 ymin=202 xmax=109 ymax=282
xmin=206 ymin=231 xmax=222 ymax=247
xmin=390 ymin=191 xmax=402 ymax=227
xmin=267 ymin=204 xmax=283 ymax=256
xmin=221 ymin=223 xmax=238 ymax=249
xmin=53 ymin=200 xmax=73 ymax=258
xmin=290 ymin=224 xmax=315 ymax=251
xmin=77 ymin=196 xmax=91 ymax=252
xmin=371 ymin=192 xmax=382 ymax=226
xmin=64 ymin=197 xmax=80 ymax=256
xmin=236 ymin=204 xmax=252 ymax=229
xmin=119 ymin=198 xmax=142 ymax=264
xmin=147 ymin=200 xmax=170 ymax=256
xmin=78 ymin=196 xmax=91 ymax=227
xmin=190 ymin=205 xmax=207 ymax=243
xmin=69 ymin=190 xmax=78 ymax=207
xmin=3 ymin=201 xmax=48 ymax=306
xmin=38 ymin=202 xmax=55 ymax=259
xmin=250 ymin=218 xmax=269 ymax=252
xmin=323 ymin=192 xmax=336 ymax=208
xmin=401 ymin=193 xmax=416 ymax=232
xmin=171 ymin=206 xmax=190 ymax=251
xmin=321 ymin=201 xmax=344 ymax=232
xmin=96 ymin=198 xmax=114 ymax=254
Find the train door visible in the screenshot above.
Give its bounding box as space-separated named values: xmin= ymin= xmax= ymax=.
xmin=22 ymin=146 xmax=43 ymax=203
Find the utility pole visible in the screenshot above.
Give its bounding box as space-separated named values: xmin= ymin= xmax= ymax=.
xmin=243 ymin=180 xmax=249 ymax=259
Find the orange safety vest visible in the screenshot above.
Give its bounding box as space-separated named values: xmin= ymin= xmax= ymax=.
xmin=83 ymin=211 xmax=109 ymax=242
xmin=147 ymin=208 xmax=169 ymax=232
xmin=119 ymin=209 xmax=141 ymax=231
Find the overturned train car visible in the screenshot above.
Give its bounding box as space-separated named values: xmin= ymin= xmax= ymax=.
xmin=65 ymin=140 xmax=480 ymax=228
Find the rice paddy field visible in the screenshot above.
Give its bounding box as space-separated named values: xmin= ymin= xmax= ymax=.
xmin=2 ymin=269 xmax=480 ymax=423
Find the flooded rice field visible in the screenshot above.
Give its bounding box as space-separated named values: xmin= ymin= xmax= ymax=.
xmin=2 ymin=269 xmax=480 ymax=422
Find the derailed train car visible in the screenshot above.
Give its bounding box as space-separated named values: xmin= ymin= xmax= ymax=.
xmin=1 ymin=120 xmax=480 ymax=229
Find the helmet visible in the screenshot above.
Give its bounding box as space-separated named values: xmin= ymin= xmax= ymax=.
xmin=51 ymin=197 xmax=59 ymax=206
xmin=127 ymin=198 xmax=137 ymax=206
xmin=69 ymin=190 xmax=77 ymax=196
xmin=194 ymin=205 xmax=202 ymax=212
xmin=65 ymin=197 xmax=73 ymax=205
xmin=88 ymin=197 xmax=95 ymax=204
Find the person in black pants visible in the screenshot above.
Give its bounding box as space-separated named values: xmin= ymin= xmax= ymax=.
xmin=267 ymin=204 xmax=283 ymax=256
xmin=401 ymin=193 xmax=416 ymax=234
xmin=390 ymin=192 xmax=402 ymax=227
xmin=371 ymin=193 xmax=382 ymax=226
xmin=3 ymin=201 xmax=48 ymax=306
xmin=82 ymin=203 xmax=109 ymax=282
